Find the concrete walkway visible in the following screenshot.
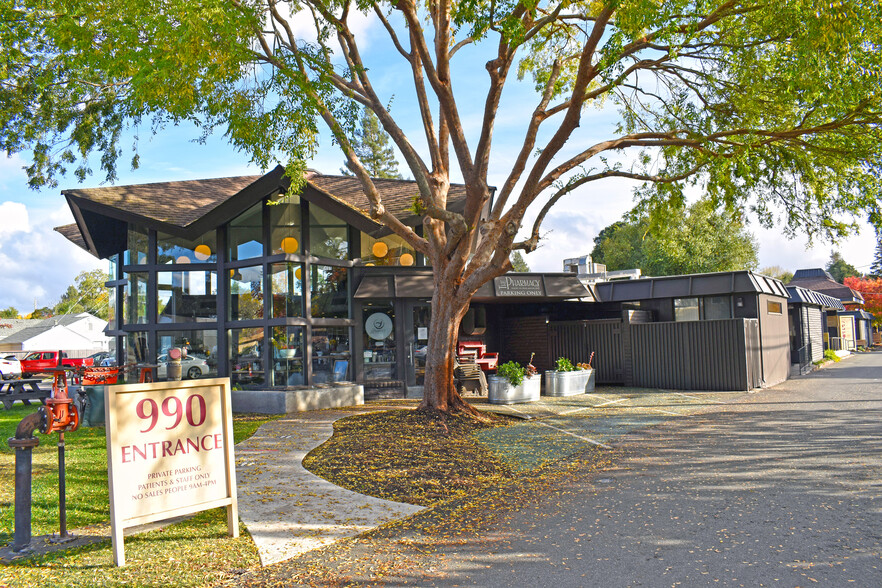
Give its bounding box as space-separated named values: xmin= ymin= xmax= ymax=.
xmin=235 ymin=407 xmax=423 ymax=566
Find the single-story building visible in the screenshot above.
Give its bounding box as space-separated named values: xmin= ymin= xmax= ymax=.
xmin=55 ymin=166 xmax=797 ymax=409
xmin=788 ymin=268 xmax=865 ymax=351
xmin=841 ymin=309 xmax=875 ymax=348
xmin=786 ymin=285 xmax=844 ymax=373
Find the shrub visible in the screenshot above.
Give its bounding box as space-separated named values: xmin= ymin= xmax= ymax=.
xmin=554 ymin=357 xmax=575 ymax=372
xmin=823 ymin=349 xmax=841 ymax=363
xmin=497 ymin=361 xmax=527 ymax=386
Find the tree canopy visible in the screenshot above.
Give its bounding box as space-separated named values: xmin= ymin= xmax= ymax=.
xmin=4 ymin=0 xmax=882 ymax=411
xmin=844 ymin=276 xmax=882 ymax=327
xmin=826 ymin=251 xmax=861 ymax=283
xmin=871 ymin=230 xmax=882 ymax=278
xmin=510 ymin=251 xmax=530 ymax=272
xmin=0 ymin=307 xmax=20 ymax=319
xmin=591 ymin=199 xmax=759 ymax=276
xmin=759 ymin=266 xmax=793 ymax=284
xmin=53 ymin=269 xmax=111 ymax=320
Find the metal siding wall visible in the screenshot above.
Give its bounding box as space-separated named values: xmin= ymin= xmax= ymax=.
xmin=548 ymin=320 xmax=624 ymax=384
xmin=807 ymin=307 xmax=823 ymax=362
xmin=631 ymin=319 xmax=751 ymax=391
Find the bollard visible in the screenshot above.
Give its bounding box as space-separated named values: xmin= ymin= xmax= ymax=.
xmin=7 ymin=412 xmax=42 ymax=552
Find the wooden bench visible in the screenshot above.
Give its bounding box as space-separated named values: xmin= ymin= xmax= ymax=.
xmin=0 ymin=378 xmax=49 ymax=409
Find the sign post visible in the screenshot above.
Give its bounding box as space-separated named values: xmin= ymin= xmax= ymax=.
xmin=104 ymin=378 xmax=238 ymax=566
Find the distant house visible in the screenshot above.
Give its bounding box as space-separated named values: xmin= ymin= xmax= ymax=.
xmin=788 ymin=269 xmax=865 ymax=351
xmin=0 ymin=313 xmax=110 ymax=355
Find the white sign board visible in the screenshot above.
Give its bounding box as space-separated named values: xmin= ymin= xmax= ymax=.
xmin=104 ymin=378 xmax=238 ymax=566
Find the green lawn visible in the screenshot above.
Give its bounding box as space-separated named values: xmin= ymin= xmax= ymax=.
xmin=0 ymin=403 xmax=275 ymax=587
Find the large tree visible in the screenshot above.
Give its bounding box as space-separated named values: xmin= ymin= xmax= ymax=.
xmin=53 ymin=269 xmax=111 ymax=320
xmin=844 ymin=276 xmax=882 ymax=328
xmin=341 ymin=109 xmax=403 ymax=179
xmin=826 ymin=251 xmax=861 ymax=283
xmin=592 ymin=199 xmax=759 ymax=276
xmin=871 ymin=230 xmax=882 ymax=278
xmin=3 ymin=0 xmax=882 ymax=414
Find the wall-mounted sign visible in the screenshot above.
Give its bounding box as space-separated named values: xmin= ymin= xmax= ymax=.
xmin=104 ymin=378 xmax=238 ymax=566
xmin=365 ymin=312 xmax=393 ymax=340
xmin=494 ymin=275 xmax=545 ymax=297
xmin=417 ymin=327 xmax=428 ymax=341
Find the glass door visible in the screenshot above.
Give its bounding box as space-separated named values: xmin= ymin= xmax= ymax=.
xmin=362 ymin=302 xmax=396 ymax=382
xmin=408 ymin=303 xmax=431 ymax=386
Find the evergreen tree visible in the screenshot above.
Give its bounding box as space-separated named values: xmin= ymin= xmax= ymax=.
xmin=53 ymin=269 xmax=111 ymax=320
xmin=826 ymin=251 xmax=860 ymax=283
xmin=510 ymin=251 xmax=530 ymax=272
xmin=871 ymin=229 xmax=882 ymax=277
xmin=341 ymin=110 xmax=402 ymax=179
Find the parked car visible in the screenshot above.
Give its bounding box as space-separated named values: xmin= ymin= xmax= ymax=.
xmin=87 ymin=351 xmax=114 ymax=365
xmin=19 ymin=351 xmax=94 ymax=377
xmin=156 ymin=354 xmax=209 ymax=380
xmin=0 ymin=355 xmax=22 ymax=380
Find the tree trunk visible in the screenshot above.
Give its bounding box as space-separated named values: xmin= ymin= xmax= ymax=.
xmin=418 ymin=276 xmax=477 ymax=415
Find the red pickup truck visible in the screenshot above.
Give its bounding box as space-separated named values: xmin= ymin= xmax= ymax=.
xmin=20 ymin=351 xmax=94 ymax=377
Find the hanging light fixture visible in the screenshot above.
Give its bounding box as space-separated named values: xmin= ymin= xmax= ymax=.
xmin=281 ymin=237 xmax=299 ymax=254
xmin=176 ymin=255 xmax=190 ymax=264
xmin=372 ymin=241 xmax=389 ymax=258
xmin=399 ymin=253 xmax=414 ymax=266
xmin=295 ymin=266 xmax=302 ymax=280
xmin=194 ymin=244 xmax=211 ymax=260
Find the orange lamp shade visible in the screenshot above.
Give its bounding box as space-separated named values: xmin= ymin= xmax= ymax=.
xmin=194 ymin=244 xmax=212 ymax=260
xmin=295 ymin=266 xmax=302 ymax=280
xmin=176 ymin=255 xmax=190 ymax=264
xmin=281 ymin=237 xmax=299 ymax=254
xmin=372 ymin=241 xmax=389 ymax=258
xmin=399 ymin=253 xmax=414 ymax=266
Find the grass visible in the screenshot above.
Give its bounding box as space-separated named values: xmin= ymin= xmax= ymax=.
xmin=0 ymin=404 xmax=278 ymax=587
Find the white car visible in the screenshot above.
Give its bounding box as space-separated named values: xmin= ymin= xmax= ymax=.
xmin=156 ymin=354 xmax=209 ymax=380
xmin=0 ymin=355 xmax=22 ymax=380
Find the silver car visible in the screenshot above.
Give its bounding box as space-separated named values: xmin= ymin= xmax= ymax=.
xmin=0 ymin=355 xmax=22 ymax=380
xmin=156 ymin=354 xmax=209 ymax=380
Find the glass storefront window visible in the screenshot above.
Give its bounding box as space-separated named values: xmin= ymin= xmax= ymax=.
xmin=310 ymin=265 xmax=349 ymax=318
xmin=309 ymin=206 xmax=348 ymax=259
xmin=125 ymin=224 xmax=148 ymax=265
xmin=312 ymin=326 xmax=351 ymax=384
xmin=269 ymin=196 xmax=302 ymax=256
xmin=157 ymin=230 xmax=218 ymax=264
xmin=109 ymin=254 xmax=119 ymax=280
xmin=271 ymin=326 xmax=304 ymax=386
xmin=270 ymin=263 xmax=304 ymax=318
xmin=124 ymin=273 xmax=148 ymax=325
xmin=230 ymin=327 xmax=266 ymax=387
xmin=124 ymin=331 xmax=149 ymax=366
xmin=155 ymin=330 xmax=218 ymax=381
xmin=363 ymin=303 xmax=396 ymax=381
xmin=360 ymin=233 xmax=417 ymax=267
xmin=158 ymin=271 xmax=218 ymax=323
xmin=107 ymin=286 xmax=118 ymax=331
xmin=228 ymin=203 xmax=263 ymax=261
xmin=229 ymin=266 xmax=264 ymax=321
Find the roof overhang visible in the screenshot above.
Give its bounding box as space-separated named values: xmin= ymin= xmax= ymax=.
xmin=595 ymin=271 xmax=789 ymax=303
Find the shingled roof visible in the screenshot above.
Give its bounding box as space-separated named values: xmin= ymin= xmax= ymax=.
xmin=788 ymin=268 xmax=864 ymax=305
xmin=56 ymin=166 xmax=474 ymax=258
xmin=62 ymin=175 xmax=263 ymax=228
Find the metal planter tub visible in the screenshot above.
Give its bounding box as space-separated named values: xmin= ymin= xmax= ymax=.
xmin=488 ymin=375 xmax=541 ymax=404
xmin=543 ymin=369 xmax=595 ymax=397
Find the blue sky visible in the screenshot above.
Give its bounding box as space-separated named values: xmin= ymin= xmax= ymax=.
xmin=0 ymin=14 xmax=876 ymax=314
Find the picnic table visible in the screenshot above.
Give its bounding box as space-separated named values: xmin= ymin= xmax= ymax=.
xmin=0 ymin=378 xmax=49 ymax=409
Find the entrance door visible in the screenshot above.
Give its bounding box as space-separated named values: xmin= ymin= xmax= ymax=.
xmin=407 ymin=303 xmax=431 ymax=386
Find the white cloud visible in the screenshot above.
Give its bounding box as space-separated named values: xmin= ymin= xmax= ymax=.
xmin=0 ymin=202 xmax=31 ymax=236
xmin=0 ymin=204 xmax=104 ymax=313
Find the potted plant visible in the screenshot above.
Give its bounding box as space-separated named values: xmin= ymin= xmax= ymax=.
xmin=544 ymin=355 xmax=595 ymax=396
xmin=488 ymin=360 xmax=541 ymax=404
